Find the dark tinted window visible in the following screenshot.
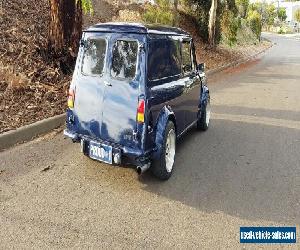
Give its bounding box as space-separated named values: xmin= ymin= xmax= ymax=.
xmin=82 ymin=38 xmax=106 ymax=75
xmin=111 ymin=40 xmax=138 ymax=79
xmin=148 ymin=39 xmax=181 ymax=80
xmin=182 ymin=41 xmax=192 ymax=74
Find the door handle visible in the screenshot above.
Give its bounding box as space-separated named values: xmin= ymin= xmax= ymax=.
xmin=104 ymin=81 xmax=112 ymax=87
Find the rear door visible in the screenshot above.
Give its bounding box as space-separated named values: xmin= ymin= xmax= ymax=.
xmin=74 ymin=33 xmax=144 ymax=150
xmin=101 ymin=34 xmax=144 ymax=148
xmin=74 ymin=35 xmax=107 ymax=139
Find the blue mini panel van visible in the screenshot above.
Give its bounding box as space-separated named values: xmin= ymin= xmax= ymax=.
xmin=64 ymin=22 xmax=210 ymax=180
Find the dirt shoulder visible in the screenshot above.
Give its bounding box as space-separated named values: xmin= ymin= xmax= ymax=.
xmin=0 ymin=0 xmax=271 ymax=134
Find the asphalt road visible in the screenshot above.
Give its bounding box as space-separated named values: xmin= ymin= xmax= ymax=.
xmin=1 ymin=34 xmax=300 ymax=248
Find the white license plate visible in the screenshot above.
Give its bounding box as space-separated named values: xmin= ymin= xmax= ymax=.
xmin=89 ymin=141 xmax=112 ymax=164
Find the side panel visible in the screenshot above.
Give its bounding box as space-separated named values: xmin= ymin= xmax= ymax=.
xmin=144 ymin=34 xmax=192 ymax=153
xmin=149 ymin=77 xmax=187 ymax=134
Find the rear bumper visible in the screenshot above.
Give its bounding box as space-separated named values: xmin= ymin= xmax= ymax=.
xmin=63 ymin=129 xmax=151 ymax=165
xmin=63 ymin=129 xmax=79 ymax=141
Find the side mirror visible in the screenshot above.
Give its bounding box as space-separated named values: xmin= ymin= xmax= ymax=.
xmin=198 ymin=63 xmax=205 ymax=72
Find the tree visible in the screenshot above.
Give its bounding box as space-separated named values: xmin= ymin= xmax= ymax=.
xmin=208 ymin=0 xmax=218 ymax=47
xmin=278 ymin=7 xmax=287 ymax=22
xmin=174 ymin=0 xmax=179 ymax=25
xmin=181 ymin=0 xmax=238 ymax=45
xmin=247 ymin=9 xmax=262 ymax=40
xmin=295 ymin=9 xmax=300 ymax=22
xmin=221 ymin=9 xmax=240 ymax=46
xmin=236 ymin=0 xmax=249 ymax=18
xmin=48 ymin=0 xmax=92 ymax=57
xmin=174 ymin=0 xmax=178 ymax=11
xmin=143 ymin=0 xmax=177 ymax=25
xmin=249 ymin=2 xmax=276 ymax=28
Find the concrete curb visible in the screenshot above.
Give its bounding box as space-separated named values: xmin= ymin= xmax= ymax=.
xmin=0 ymin=41 xmax=273 ymax=151
xmin=206 ymin=41 xmax=273 ymax=76
xmin=0 ymin=114 xmax=65 ymax=151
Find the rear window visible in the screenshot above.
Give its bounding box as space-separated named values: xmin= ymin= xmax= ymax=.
xmin=82 ymin=38 xmax=107 ymax=76
xmin=148 ymin=39 xmax=181 ymax=80
xmin=111 ymin=40 xmax=138 ymax=79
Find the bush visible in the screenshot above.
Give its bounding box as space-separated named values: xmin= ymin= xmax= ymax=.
xmin=278 ymin=7 xmax=287 ymax=22
xmin=236 ymin=19 xmax=259 ymax=45
xmin=143 ymin=0 xmax=176 ymax=25
xmin=221 ymin=9 xmax=240 ymax=46
xmin=294 ymin=9 xmax=300 ymax=22
xmin=116 ymin=10 xmax=142 ymax=22
xmin=277 ymin=25 xmax=293 ymax=34
xmin=247 ymin=10 xmax=262 ymax=40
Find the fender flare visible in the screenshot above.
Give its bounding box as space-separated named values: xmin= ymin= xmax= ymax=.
xmin=152 ymin=106 xmax=176 ymax=160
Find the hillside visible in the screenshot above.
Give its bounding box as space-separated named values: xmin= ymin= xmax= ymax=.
xmin=0 ymin=0 xmax=70 ymax=133
xmin=0 ymin=0 xmax=269 ymax=133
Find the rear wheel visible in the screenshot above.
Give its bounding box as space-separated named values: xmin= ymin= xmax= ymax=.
xmin=197 ymin=97 xmax=210 ymax=131
xmin=151 ymin=121 xmax=176 ymax=180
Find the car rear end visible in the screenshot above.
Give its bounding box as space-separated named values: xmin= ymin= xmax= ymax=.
xmin=64 ymin=29 xmax=148 ymax=166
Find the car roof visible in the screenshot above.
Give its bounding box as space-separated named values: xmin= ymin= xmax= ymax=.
xmin=85 ymin=22 xmax=190 ymax=36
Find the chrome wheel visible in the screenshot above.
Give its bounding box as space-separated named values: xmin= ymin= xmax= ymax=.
xmin=165 ymin=128 xmax=176 ymax=173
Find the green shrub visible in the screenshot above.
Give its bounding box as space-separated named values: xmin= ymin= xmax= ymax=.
xmin=221 ymin=9 xmax=240 ymax=46
xmin=277 ymin=25 xmax=293 ymax=34
xmin=278 ymin=7 xmax=287 ymax=22
xmin=294 ymin=9 xmax=300 ymax=22
xmin=247 ymin=10 xmax=262 ymax=40
xmin=236 ymin=18 xmax=259 ymax=45
xmin=143 ymin=0 xmax=176 ymax=25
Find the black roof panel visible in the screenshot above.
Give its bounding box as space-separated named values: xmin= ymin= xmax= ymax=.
xmin=85 ymin=22 xmax=190 ymax=36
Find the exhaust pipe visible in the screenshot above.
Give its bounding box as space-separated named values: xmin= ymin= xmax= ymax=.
xmin=136 ymin=163 xmax=151 ymax=175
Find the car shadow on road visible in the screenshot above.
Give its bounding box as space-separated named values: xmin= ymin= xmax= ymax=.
xmin=138 ymin=37 xmax=300 ymax=225
xmin=139 ymin=113 xmax=300 ymax=225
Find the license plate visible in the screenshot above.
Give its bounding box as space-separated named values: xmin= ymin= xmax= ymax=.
xmin=89 ymin=141 xmax=112 ymax=164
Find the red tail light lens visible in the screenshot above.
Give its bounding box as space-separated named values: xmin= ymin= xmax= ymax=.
xmin=67 ymin=89 xmax=75 ymax=108
xmin=137 ymin=99 xmax=145 ymax=123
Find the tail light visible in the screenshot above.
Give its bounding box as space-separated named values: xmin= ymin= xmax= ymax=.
xmin=137 ymin=99 xmax=145 ymax=123
xmin=67 ymin=89 xmax=75 ymax=108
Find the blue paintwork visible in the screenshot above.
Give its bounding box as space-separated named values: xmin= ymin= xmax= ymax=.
xmin=65 ymin=22 xmax=210 ymax=166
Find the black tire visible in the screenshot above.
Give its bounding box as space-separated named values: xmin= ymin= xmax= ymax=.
xmin=151 ymin=121 xmax=176 ymax=180
xmin=197 ymin=97 xmax=210 ymax=131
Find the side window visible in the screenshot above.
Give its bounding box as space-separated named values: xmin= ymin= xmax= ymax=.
xmin=182 ymin=41 xmax=192 ymax=74
xmin=111 ymin=40 xmax=138 ymax=79
xmin=148 ymin=39 xmax=181 ymax=81
xmin=82 ymin=38 xmax=107 ymax=76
